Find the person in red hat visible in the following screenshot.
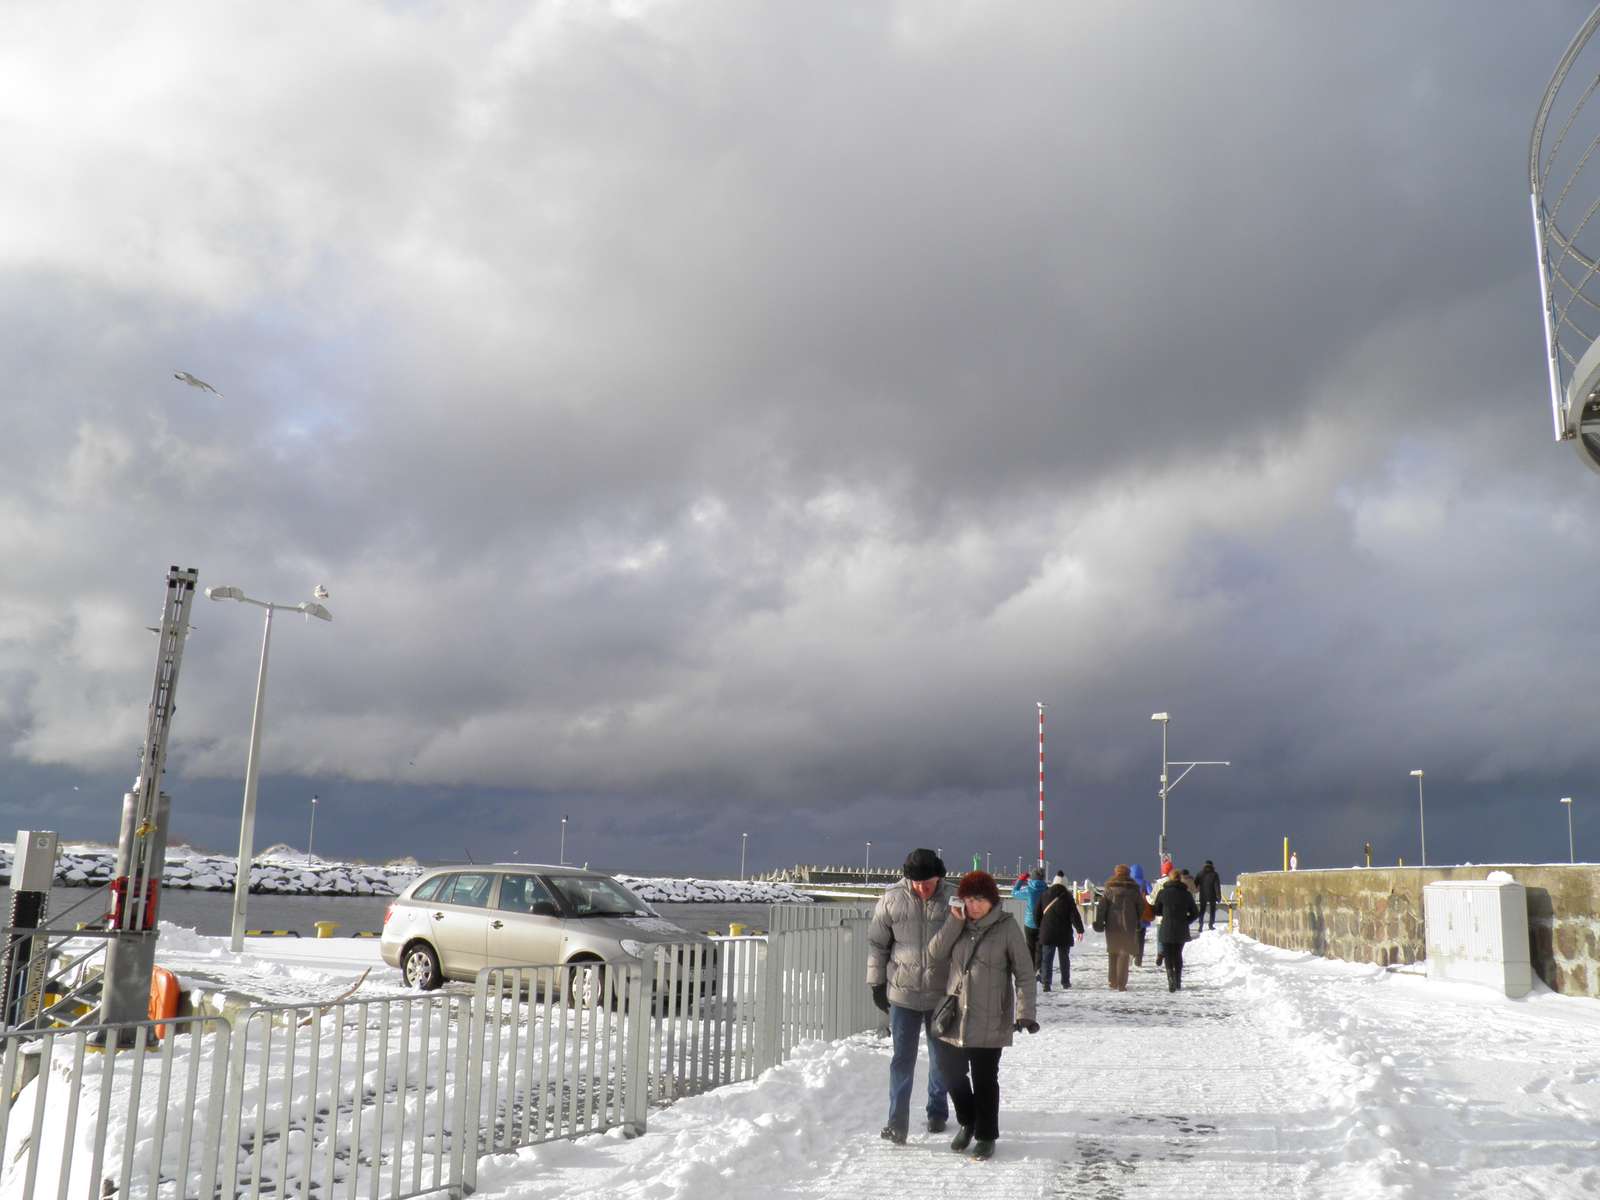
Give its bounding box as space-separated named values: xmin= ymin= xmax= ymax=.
xmin=925 ymin=870 xmax=1038 ymax=1161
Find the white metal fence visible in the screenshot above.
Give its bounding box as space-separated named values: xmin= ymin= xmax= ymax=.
xmin=0 ymin=921 xmax=877 ymax=1200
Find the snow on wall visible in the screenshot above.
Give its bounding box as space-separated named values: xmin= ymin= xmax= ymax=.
xmin=0 ymin=844 xmax=815 ymax=904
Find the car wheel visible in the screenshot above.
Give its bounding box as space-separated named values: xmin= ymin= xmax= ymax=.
xmin=565 ymin=957 xmax=605 ymax=1008
xmin=402 ymin=941 xmax=443 ymax=991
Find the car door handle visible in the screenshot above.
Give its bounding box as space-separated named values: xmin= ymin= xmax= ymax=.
xmin=433 ymin=912 xmax=445 ymax=920
xmin=490 ymin=920 xmax=504 ymax=929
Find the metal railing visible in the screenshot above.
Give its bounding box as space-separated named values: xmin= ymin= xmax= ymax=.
xmin=0 ymin=1014 xmax=234 ymax=1200
xmin=1 ymin=921 xmax=879 ymax=1200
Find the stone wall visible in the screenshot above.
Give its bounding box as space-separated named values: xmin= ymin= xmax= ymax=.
xmin=1236 ymin=864 xmax=1600 ymax=998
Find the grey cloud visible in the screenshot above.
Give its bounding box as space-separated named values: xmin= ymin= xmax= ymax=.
xmin=2 ymin=3 xmax=1597 ymax=878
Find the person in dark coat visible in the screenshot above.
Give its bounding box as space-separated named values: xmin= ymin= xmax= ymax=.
xmin=1150 ymin=870 xmax=1200 ymax=991
xmin=1035 ymin=873 xmax=1084 ymax=991
xmin=1195 ymin=860 xmax=1223 ymax=930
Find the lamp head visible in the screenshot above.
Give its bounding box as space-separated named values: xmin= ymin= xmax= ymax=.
xmin=1561 ymin=796 xmax=1574 ymax=805
xmin=206 ymin=586 xmax=243 ymax=601
xmin=1409 ymin=770 xmax=1424 ymax=778
xmin=1151 ymin=712 xmax=1169 ymax=722
xmin=298 ymin=602 xmax=333 ymax=622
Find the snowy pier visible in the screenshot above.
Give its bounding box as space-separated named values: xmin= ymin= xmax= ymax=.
xmin=6 ymin=925 xmax=1599 ymax=1198
xmin=469 ymin=930 xmax=1600 ymax=1199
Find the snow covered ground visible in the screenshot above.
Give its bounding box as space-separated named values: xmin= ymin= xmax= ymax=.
xmin=466 ymin=929 xmax=1600 ymax=1200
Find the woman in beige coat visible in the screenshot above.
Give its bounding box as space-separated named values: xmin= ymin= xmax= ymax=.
xmin=1096 ymin=864 xmax=1146 ymax=991
xmin=926 ymin=871 xmax=1038 ymax=1161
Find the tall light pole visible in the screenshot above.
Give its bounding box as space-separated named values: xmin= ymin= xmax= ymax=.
xmin=865 ymin=840 xmax=872 ymax=880
xmin=1409 ymin=770 xmax=1427 ymax=867
xmin=1153 ymin=713 xmax=1169 ymax=860
xmin=1151 ymin=712 xmax=1228 ymax=862
xmin=560 ymin=814 xmax=568 ymax=865
xmin=207 ymin=585 xmax=333 ymax=953
xmin=307 ymin=793 xmax=318 ymax=866
xmin=740 ymin=831 xmax=748 ymax=880
xmin=1561 ymin=796 xmax=1575 ymax=863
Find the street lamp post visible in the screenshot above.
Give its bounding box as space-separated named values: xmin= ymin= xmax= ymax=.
xmin=560 ymin=815 xmax=568 ymax=866
xmin=1153 ymin=713 xmax=1169 ymax=859
xmin=207 ymin=586 xmax=333 ymax=953
xmin=1409 ymin=770 xmax=1427 ymax=867
xmin=1561 ymin=796 xmax=1575 ymax=863
xmin=740 ymin=832 xmax=748 ymax=881
xmin=865 ymin=840 xmax=872 ymax=881
xmin=307 ymin=793 xmax=318 ymax=866
xmin=1151 ymin=712 xmax=1229 ymax=862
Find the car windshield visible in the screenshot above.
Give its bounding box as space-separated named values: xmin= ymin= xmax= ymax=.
xmin=547 ymin=874 xmax=652 ymax=917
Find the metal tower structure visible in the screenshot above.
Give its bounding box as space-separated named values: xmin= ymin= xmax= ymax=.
xmin=1530 ymin=3 xmax=1600 ymax=471
xmin=97 ymin=566 xmax=197 ymax=1028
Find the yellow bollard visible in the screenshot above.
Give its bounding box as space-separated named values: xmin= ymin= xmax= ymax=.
xmin=1283 ymin=837 xmax=1289 ymax=872
xmin=729 ymin=922 xmax=745 ymax=936
xmin=314 ymin=920 xmax=340 ymax=939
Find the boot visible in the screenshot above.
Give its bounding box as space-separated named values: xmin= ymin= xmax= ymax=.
xmin=880 ymin=1125 xmax=907 ymax=1145
xmin=950 ymin=1125 xmax=974 ymax=1153
xmin=926 ymin=1116 xmax=948 ymax=1134
xmin=1165 ymin=960 xmax=1179 ymax=992
xmin=970 ymin=1140 xmax=995 ymax=1160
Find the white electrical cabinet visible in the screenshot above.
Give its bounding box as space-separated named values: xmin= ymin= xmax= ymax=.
xmin=1423 ymin=877 xmax=1533 ymax=997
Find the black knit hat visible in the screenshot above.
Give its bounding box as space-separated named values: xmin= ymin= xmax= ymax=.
xmin=902 ymin=848 xmax=946 ymax=881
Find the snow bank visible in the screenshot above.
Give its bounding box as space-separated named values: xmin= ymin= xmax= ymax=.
xmin=0 ymin=843 xmax=813 ymax=904
xmin=614 ymin=875 xmax=813 ymax=905
xmin=0 ymin=842 xmax=424 ymax=896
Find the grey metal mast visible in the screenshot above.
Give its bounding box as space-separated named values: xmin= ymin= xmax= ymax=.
xmin=97 ymin=566 xmax=197 ymax=1030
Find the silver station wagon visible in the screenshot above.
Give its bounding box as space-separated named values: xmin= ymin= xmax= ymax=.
xmin=380 ymin=863 xmax=711 ymax=993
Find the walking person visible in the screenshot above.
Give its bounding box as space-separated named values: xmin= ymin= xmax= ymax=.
xmin=1036 ymin=871 xmax=1084 ymax=991
xmin=1094 ymin=864 xmax=1146 ymax=991
xmin=926 ymin=871 xmax=1038 ymax=1161
xmin=1151 ymin=867 xmax=1199 ymax=991
xmin=1195 ymin=860 xmax=1223 ymax=931
xmin=1128 ymin=863 xmax=1152 ymax=967
xmin=1019 ymin=867 xmax=1048 ymax=969
xmin=866 ymin=848 xmax=954 ymax=1143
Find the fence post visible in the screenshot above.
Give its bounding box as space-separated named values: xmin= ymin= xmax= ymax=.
xmin=456 ymin=980 xmax=490 ymax=1195
xmin=754 ymin=934 xmax=783 ymax=1073
xmin=623 ymin=958 xmax=651 ymax=1135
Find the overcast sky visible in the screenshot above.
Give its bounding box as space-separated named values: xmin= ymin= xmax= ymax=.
xmin=3 ymin=2 xmax=1597 ymax=882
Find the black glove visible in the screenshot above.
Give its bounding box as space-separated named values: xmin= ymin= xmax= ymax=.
xmin=1013 ymin=1018 xmax=1039 ymax=1034
xmin=871 ymin=983 xmax=890 ymax=1013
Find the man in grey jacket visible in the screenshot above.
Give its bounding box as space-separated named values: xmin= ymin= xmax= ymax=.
xmin=866 ymin=847 xmax=953 ymax=1143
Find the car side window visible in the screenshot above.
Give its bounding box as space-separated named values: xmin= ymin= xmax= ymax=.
xmin=412 ymin=875 xmax=448 ymax=902
xmin=445 ymin=872 xmax=494 ymax=908
xmin=495 ymin=873 xmax=557 ymax=914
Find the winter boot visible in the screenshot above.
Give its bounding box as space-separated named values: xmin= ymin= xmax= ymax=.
xmin=926 ymin=1116 xmax=948 ymax=1134
xmin=880 ymin=1126 xmax=907 ymax=1145
xmin=970 ymin=1140 xmax=996 ymax=1160
xmin=950 ymin=1125 xmax=974 ymax=1153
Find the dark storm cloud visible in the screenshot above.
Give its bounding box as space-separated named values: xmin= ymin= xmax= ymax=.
xmin=1 ymin=2 xmax=1596 ymax=877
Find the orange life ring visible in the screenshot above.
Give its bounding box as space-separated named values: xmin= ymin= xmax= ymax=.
xmin=149 ymin=967 xmax=181 ymax=1039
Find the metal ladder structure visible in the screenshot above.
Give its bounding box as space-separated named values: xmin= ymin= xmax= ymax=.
xmin=1 ymin=566 xmax=197 ymax=1034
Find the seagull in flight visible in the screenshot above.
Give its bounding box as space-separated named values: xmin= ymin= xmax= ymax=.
xmin=173 ymin=371 xmax=223 ymax=397
xmin=314 ymin=585 xmax=330 ymax=601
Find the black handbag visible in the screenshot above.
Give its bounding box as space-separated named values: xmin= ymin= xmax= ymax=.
xmin=932 ymin=920 xmax=1000 ymax=1037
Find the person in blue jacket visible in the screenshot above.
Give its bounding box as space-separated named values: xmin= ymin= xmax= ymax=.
xmin=1018 ymin=867 xmax=1049 ymax=969
xmin=1128 ymin=864 xmax=1152 ymax=967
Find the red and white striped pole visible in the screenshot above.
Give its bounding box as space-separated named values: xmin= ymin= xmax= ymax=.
xmin=1036 ymin=702 xmax=1046 ymax=872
